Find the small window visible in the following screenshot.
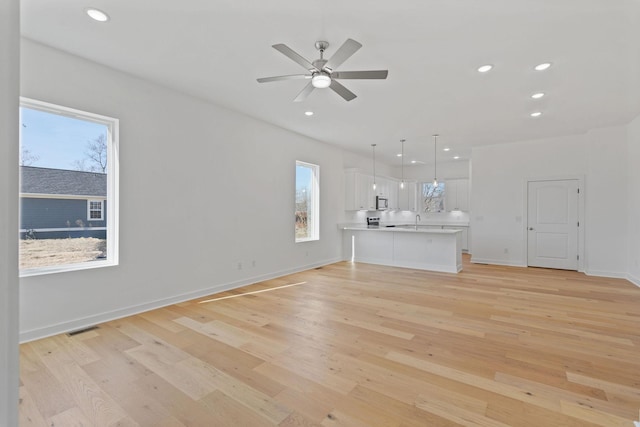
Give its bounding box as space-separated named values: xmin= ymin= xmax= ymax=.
xmin=421 ymin=182 xmax=445 ymax=213
xmin=88 ymin=200 xmax=104 ymax=220
xmin=295 ymin=161 xmax=319 ymax=242
xmin=19 ymin=98 xmax=119 ymax=276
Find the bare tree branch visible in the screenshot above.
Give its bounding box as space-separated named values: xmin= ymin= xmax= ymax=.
xmin=73 ymin=134 xmax=107 ymax=173
xmin=20 ymin=148 xmax=39 ymax=166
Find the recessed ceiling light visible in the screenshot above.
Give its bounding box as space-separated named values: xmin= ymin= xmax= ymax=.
xmin=304 ymin=111 xmax=314 ymax=116
xmin=531 ymin=92 xmax=545 ymax=99
xmin=530 ymin=111 xmax=542 ymax=117
xmin=453 ymin=156 xmax=460 ymax=160
xmin=411 ymin=160 xmax=417 ymax=164
xmin=85 ymin=8 xmax=110 ymax=22
xmin=443 ymin=147 xmax=450 ymax=152
xmin=477 ymin=64 xmax=493 ymax=73
xmin=396 ymin=153 xmax=402 ymax=157
xmin=534 ymin=62 xmax=551 ymax=71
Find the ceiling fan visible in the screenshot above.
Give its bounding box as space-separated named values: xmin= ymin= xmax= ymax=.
xmin=257 ymin=39 xmax=388 ymax=102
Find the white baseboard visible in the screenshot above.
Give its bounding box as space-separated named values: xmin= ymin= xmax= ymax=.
xmin=19 ymin=257 xmax=342 ymax=343
xmin=470 ymin=257 xmax=527 ymax=267
xmin=585 ymin=269 xmax=628 ymax=279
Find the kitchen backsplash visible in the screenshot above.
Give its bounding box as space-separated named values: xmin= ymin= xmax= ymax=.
xmin=343 ymin=209 xmax=469 ymax=226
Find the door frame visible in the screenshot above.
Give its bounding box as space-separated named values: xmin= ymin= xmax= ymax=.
xmin=523 ymin=175 xmax=585 ymax=272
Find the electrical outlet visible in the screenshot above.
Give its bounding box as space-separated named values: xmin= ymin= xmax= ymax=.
xmin=252 ymin=260 xmax=256 ymax=268
xmin=504 ymin=248 xmax=509 ymax=254
xmin=237 ymin=262 xmax=242 ymax=270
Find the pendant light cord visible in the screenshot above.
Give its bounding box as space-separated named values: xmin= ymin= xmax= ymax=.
xmin=371 ymin=144 xmax=377 ymax=189
xmin=433 ymin=134 xmax=439 ymax=186
xmin=400 ymin=139 xmax=405 ymax=188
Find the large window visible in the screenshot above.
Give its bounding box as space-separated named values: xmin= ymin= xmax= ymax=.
xmin=421 ymin=182 xmax=445 ymax=213
xmin=295 ymin=161 xmax=319 ymax=242
xmin=19 ymin=98 xmax=119 ymax=276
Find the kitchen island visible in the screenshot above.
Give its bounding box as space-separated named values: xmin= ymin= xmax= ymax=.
xmin=341 ymin=225 xmax=463 ymax=273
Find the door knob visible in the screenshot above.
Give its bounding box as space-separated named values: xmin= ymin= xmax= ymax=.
xmin=528 ymin=227 xmax=534 ymax=230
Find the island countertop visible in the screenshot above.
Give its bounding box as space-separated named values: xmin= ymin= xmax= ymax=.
xmin=340 ymin=224 xmax=463 ymax=234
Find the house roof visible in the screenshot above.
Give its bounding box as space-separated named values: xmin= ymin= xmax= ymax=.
xmin=20 ymin=166 xmax=106 ymax=197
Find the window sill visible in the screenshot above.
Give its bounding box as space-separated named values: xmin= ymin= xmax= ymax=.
xmin=295 ymin=237 xmax=319 ymax=243
xmin=20 ymin=259 xmax=118 ymax=278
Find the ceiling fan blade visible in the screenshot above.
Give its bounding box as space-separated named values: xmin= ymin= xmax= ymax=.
xmin=324 ymin=39 xmax=362 ymax=71
xmin=257 ymin=74 xmax=311 ymax=83
xmin=293 ymin=82 xmax=315 ymax=102
xmin=329 ymin=80 xmax=357 ymax=102
xmin=272 ymin=44 xmax=318 ymax=71
xmin=332 ymin=70 xmax=388 ymax=80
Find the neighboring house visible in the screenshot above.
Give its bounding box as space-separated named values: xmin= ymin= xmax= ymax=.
xmin=20 ymin=166 xmax=107 ymax=239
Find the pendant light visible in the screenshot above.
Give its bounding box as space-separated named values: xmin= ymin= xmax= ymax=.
xmin=371 ymin=143 xmax=377 ymax=191
xmin=400 ymin=139 xmax=405 ymax=189
xmin=432 ymin=134 xmax=439 ymax=187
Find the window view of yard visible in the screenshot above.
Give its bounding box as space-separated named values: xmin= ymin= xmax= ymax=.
xmin=19 ymin=100 xmax=117 ymax=273
xmin=295 ymin=161 xmax=319 ymax=242
xmin=422 ymin=182 xmax=445 ymax=213
xmin=20 ymin=238 xmax=106 ymax=269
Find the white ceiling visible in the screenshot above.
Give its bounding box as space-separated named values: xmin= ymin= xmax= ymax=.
xmin=20 ymin=0 xmax=640 ymax=166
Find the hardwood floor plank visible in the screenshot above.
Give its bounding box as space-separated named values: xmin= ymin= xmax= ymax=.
xmin=19 ymin=255 xmax=640 ymax=426
xmin=18 ymin=386 xmax=47 ymax=427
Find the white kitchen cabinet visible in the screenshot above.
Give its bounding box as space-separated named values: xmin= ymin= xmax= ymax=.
xmin=398 ymin=180 xmax=417 ymax=211
xmin=346 ymin=171 xmax=404 ymax=211
xmin=445 ymin=178 xmax=469 ymax=212
xmin=443 ymin=226 xmax=468 ymax=251
xmin=373 ymin=176 xmax=389 ymax=199
xmin=345 ymin=170 xmax=375 ymax=210
xmin=386 ymin=178 xmax=399 ymax=209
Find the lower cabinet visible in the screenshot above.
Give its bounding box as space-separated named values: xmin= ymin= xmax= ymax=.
xmin=443 ymin=226 xmax=468 ymax=252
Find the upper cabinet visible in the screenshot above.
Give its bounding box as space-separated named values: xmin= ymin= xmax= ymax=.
xmin=398 ymin=180 xmax=417 ymax=211
xmin=445 ymin=178 xmax=469 ymax=212
xmin=346 ymin=170 xmax=469 ymax=212
xmin=345 ymin=170 xmax=401 ymax=211
xmin=345 ymin=170 xmax=375 ymax=210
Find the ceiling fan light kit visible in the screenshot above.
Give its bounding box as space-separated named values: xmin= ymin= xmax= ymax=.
xmin=257 ymin=39 xmax=388 ymax=102
xmin=311 ymin=73 xmax=331 ymax=88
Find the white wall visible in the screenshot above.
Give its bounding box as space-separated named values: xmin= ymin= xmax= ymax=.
xmin=0 ymin=0 xmax=20 ymax=425
xmin=627 ymin=115 xmax=640 ymax=286
xmin=470 ymin=126 xmax=628 ymax=277
xmin=19 ymin=39 xmax=346 ymax=341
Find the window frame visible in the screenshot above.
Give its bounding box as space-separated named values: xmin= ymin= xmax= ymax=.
xmin=19 ymin=97 xmax=120 ymax=277
xmin=87 ymin=199 xmax=105 ymax=221
xmin=295 ymin=160 xmax=320 ymax=243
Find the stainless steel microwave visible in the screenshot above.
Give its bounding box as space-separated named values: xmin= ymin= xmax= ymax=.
xmin=376 ymin=196 xmax=388 ymax=210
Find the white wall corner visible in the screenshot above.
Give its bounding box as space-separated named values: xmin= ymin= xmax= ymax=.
xmin=0 ymin=0 xmax=20 ymax=425
xmin=628 ymin=273 xmax=640 ymax=289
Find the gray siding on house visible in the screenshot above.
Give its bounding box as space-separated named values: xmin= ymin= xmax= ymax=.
xmin=19 ymin=166 xmax=108 ymax=239
xmin=20 ymin=198 xmax=106 ymax=239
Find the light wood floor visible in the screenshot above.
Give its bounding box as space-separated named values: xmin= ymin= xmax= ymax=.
xmin=19 ymin=255 xmax=640 ymax=426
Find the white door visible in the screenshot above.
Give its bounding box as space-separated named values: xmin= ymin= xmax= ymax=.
xmin=527 ymin=180 xmax=579 ymax=270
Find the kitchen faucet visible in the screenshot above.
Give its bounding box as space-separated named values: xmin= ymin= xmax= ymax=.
xmin=415 ymin=214 xmax=421 ymax=230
